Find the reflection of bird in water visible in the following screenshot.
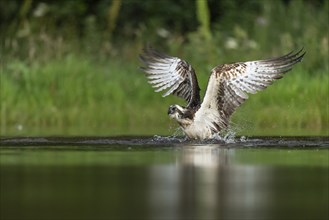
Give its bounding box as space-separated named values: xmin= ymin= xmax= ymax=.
xmin=140 ymin=47 xmax=305 ymax=140
xmin=180 ymin=146 xmax=232 ymax=167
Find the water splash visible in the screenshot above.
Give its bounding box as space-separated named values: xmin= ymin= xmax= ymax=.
xmin=207 ymin=129 xmax=238 ymax=144
xmin=164 ymin=124 xmax=249 ymax=144
xmin=219 ymin=126 xmax=249 ymax=143
xmin=240 ymin=136 xmax=247 ymax=142
xmin=172 ymin=127 xmax=184 ymax=137
xmin=153 ymin=126 xmax=248 ymax=144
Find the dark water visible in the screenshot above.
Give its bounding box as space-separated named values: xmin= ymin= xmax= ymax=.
xmin=0 ymin=136 xmax=328 ymax=220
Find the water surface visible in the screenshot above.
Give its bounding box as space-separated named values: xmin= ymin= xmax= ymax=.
xmin=1 ymin=136 xmax=328 ymax=220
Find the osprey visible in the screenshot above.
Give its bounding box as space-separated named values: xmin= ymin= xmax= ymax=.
xmin=140 ymin=47 xmax=305 ymax=140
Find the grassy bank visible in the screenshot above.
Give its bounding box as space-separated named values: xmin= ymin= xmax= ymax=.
xmin=1 ymin=0 xmax=328 ymax=136
xmin=1 ymin=54 xmax=328 ymax=136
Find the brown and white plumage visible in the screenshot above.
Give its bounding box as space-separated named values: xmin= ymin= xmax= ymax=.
xmin=140 ymin=48 xmax=201 ymax=109
xmin=140 ymin=47 xmax=305 ymax=139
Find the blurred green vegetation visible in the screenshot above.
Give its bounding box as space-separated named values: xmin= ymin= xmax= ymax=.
xmin=0 ymin=0 xmax=328 ymax=136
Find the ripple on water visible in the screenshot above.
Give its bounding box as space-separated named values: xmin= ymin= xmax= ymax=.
xmin=0 ymin=136 xmax=328 ymax=148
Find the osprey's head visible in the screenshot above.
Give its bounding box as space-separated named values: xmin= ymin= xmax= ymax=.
xmin=168 ymin=105 xmax=194 ymax=127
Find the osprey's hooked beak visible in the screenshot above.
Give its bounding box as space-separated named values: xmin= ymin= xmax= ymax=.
xmin=167 ymin=105 xmax=194 ymax=128
xmin=168 ymin=104 xmax=190 ymax=119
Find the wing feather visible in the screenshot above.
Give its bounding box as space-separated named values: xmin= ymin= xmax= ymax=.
xmin=140 ymin=46 xmax=201 ymax=108
xmin=194 ymin=48 xmax=305 ymax=132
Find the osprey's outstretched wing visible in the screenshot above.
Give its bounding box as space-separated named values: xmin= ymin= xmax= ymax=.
xmin=140 ymin=47 xmax=201 ymax=108
xmin=194 ymin=48 xmax=306 ymax=131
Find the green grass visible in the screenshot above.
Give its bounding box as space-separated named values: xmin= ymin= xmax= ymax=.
xmin=1 ymin=54 xmax=328 ymax=136
xmin=1 ymin=0 xmax=327 ymax=137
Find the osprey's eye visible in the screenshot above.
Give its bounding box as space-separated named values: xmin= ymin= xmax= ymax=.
xmin=168 ymin=106 xmax=176 ymax=115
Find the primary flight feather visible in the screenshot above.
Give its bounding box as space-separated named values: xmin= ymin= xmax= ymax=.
xmin=140 ymin=47 xmax=305 ymax=139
